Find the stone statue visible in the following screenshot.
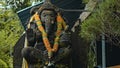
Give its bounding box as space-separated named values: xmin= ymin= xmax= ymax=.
xmin=21 ymin=1 xmax=71 ymax=67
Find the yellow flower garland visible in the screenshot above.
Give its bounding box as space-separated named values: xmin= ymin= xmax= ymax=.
xmin=29 ymin=12 xmax=66 ymax=52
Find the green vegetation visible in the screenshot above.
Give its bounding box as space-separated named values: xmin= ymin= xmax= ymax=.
xmin=82 ymin=0 xmax=89 ymax=4
xmin=81 ymin=0 xmax=120 ymax=68
xmin=81 ymin=0 xmax=120 ymax=42
xmin=0 ymin=0 xmax=119 ymax=67
xmin=0 ymin=9 xmax=24 ymax=67
xmin=0 ymin=0 xmax=42 ymax=67
xmin=0 ymin=59 xmax=8 ymax=68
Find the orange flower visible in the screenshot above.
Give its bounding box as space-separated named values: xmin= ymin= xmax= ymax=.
xmin=30 ymin=12 xmax=67 ymax=53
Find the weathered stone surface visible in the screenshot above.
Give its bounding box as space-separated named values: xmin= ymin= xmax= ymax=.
xmin=13 ymin=34 xmax=25 ymax=68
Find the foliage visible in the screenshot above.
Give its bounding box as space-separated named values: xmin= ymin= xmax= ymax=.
xmin=0 ymin=9 xmax=24 ymax=67
xmin=0 ymin=59 xmax=8 ymax=68
xmin=87 ymin=41 xmax=97 ymax=68
xmin=81 ymin=0 xmax=120 ymax=45
xmin=81 ymin=14 xmax=102 ymax=41
xmin=0 ymin=0 xmax=42 ymax=67
xmin=6 ymin=0 xmax=43 ymax=12
xmin=82 ymin=0 xmax=89 ymax=4
xmin=82 ymin=0 xmax=96 ymax=4
xmin=81 ymin=0 xmax=120 ymax=67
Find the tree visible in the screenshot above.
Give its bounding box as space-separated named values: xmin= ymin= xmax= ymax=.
xmin=80 ymin=0 xmax=120 ymax=68
xmin=0 ymin=9 xmax=24 ymax=68
xmin=81 ymin=0 xmax=120 ymax=45
xmin=5 ymin=0 xmax=43 ymax=12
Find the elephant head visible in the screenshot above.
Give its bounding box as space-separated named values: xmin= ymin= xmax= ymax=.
xmin=40 ymin=9 xmax=57 ymax=35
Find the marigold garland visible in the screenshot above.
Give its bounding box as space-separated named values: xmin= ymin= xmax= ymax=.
xmin=29 ymin=12 xmax=66 ymax=52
